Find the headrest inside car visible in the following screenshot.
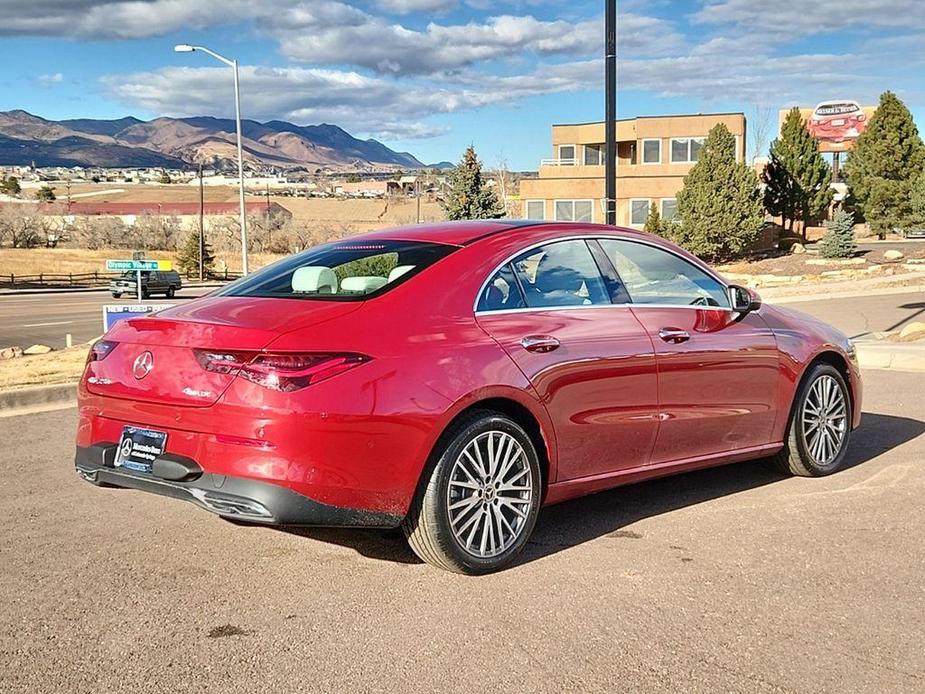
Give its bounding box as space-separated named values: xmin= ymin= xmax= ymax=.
xmin=341 ymin=276 xmax=389 ymax=293
xmin=292 ymin=266 xmax=338 ymax=294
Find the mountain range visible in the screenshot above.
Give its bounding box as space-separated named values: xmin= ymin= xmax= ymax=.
xmin=0 ymin=110 xmax=432 ymax=171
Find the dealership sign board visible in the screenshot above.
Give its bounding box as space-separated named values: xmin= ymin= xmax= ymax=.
xmin=780 ymin=101 xmax=877 ymax=153
xmin=103 ymin=304 xmax=174 ymax=332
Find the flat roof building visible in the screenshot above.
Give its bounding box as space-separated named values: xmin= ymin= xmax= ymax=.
xmin=519 ymin=113 xmax=747 ymax=228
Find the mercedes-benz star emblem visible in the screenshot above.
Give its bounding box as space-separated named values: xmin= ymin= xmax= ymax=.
xmin=133 ymin=351 xmax=154 ymax=380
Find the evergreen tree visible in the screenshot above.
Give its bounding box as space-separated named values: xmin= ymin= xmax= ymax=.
xmin=763 ymin=106 xmax=833 ymax=236
xmin=1 ymin=175 xmax=21 ymax=196
xmin=844 ymin=91 xmax=925 ymax=236
xmin=157 ymin=171 xmax=172 ymax=185
xmin=176 ymin=228 xmax=215 ymax=277
xmin=910 ymin=170 xmax=925 ymax=230
xmin=818 ymin=208 xmax=857 ymax=258
xmin=671 ymin=123 xmax=765 ymax=260
xmin=442 ymin=145 xmax=504 ymax=220
xmin=643 ymin=202 xmax=663 ymax=235
xmin=34 ymin=185 xmax=56 ymax=202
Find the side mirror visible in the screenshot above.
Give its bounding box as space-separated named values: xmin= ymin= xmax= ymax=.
xmin=728 ymin=284 xmax=761 ymax=313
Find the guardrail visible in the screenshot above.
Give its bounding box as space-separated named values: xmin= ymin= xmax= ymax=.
xmin=0 ymin=269 xmax=243 ymax=289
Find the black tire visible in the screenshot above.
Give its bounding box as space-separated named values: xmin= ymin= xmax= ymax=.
xmin=111 ymin=293 xmax=121 ymax=299
xmin=772 ymin=363 xmax=852 ymax=477
xmin=403 ymin=411 xmax=542 ymax=574
xmin=166 ymin=287 xmax=176 ymax=299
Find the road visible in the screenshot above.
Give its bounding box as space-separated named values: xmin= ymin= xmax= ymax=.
xmin=2 ymin=282 xmax=925 ymax=352
xmin=0 ymin=287 xmax=211 ymax=349
xmin=1 ymin=368 xmax=924 ymax=692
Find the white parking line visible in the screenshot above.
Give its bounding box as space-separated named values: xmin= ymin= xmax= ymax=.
xmin=21 ymin=320 xmax=75 ymax=327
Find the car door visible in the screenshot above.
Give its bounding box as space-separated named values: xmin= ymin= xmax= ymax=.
xmin=475 ymin=238 xmax=659 ymax=482
xmin=598 ymin=239 xmax=780 ymax=465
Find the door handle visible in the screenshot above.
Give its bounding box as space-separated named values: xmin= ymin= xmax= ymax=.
xmin=658 ymin=328 xmax=690 ymax=344
xmin=520 ymin=335 xmax=560 ymax=353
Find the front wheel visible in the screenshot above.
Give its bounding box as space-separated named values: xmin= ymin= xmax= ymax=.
xmin=773 ymin=363 xmax=852 ymax=476
xmin=403 ymin=411 xmax=542 ymax=574
xmin=166 ymin=287 xmax=176 ymax=299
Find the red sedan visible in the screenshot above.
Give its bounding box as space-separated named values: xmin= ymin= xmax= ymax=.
xmin=76 ymin=222 xmax=861 ymax=573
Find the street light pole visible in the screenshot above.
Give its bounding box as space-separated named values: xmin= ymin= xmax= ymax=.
xmin=604 ymin=0 xmax=617 ymax=226
xmin=175 ymin=44 xmax=249 ymax=274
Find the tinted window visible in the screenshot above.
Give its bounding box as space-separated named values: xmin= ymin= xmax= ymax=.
xmin=477 ymin=264 xmax=526 ymax=312
xmin=599 ymin=239 xmax=729 ymax=307
xmin=214 ymin=240 xmax=455 ymax=300
xmin=643 ymin=140 xmax=660 ymax=163
xmin=510 ymin=240 xmax=609 ymax=308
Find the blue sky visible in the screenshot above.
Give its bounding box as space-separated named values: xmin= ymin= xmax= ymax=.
xmin=1 ymin=0 xmax=923 ymax=169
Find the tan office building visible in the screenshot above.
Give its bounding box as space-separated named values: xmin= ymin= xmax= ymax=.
xmin=520 ymin=113 xmax=747 ymax=227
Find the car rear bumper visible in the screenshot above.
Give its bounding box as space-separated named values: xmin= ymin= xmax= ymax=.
xmin=74 ymin=443 xmax=403 ymax=528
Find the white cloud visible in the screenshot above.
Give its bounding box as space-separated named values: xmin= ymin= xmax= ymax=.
xmin=693 ymin=0 xmax=925 ymax=34
xmin=36 ymin=72 xmax=64 ymax=86
xmin=374 ymin=0 xmax=456 ymax=13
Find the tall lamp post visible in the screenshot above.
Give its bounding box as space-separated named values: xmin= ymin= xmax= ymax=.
xmin=174 ymin=44 xmax=249 ymax=275
xmin=604 ymin=0 xmax=617 ymax=226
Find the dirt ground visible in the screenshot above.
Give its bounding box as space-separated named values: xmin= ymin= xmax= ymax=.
xmin=718 ymin=246 xmax=925 ymax=277
xmin=0 ymin=343 xmax=90 ymax=389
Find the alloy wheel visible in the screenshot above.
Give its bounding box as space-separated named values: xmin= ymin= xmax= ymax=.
xmin=801 ymin=374 xmax=848 ymax=466
xmin=446 ymin=430 xmax=534 ymax=559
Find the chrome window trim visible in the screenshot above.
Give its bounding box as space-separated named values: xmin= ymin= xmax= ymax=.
xmin=472 ymin=234 xmax=730 ymax=315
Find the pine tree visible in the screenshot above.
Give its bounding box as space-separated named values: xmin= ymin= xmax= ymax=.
xmin=1 ymin=175 xmax=21 ymax=196
xmin=643 ymin=202 xmax=663 ymax=235
xmin=176 ymin=228 xmax=215 ymax=277
xmin=818 ymin=208 xmax=857 ymax=258
xmin=910 ymin=171 xmax=925 ymax=230
xmin=442 ymin=145 xmax=504 ymax=220
xmin=763 ymin=106 xmax=833 ymax=236
xmin=844 ymin=91 xmax=925 ymax=236
xmin=671 ymin=123 xmax=765 ymax=260
xmin=34 ymin=185 xmax=56 ymax=202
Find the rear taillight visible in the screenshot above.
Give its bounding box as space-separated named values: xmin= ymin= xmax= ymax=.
xmin=87 ymin=340 xmax=118 ymax=363
xmin=193 ymin=350 xmax=369 ymax=392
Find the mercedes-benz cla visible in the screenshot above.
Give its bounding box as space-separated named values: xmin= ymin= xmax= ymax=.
xmin=76 ymin=221 xmax=861 ymax=573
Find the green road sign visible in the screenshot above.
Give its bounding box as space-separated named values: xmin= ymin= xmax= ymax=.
xmin=106 ymin=260 xmax=160 ymax=271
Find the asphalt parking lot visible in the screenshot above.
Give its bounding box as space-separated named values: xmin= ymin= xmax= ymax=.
xmin=2 ymin=368 xmax=924 ymax=693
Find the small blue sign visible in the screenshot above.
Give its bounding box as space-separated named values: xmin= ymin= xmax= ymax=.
xmin=102 ymin=304 xmax=174 ymax=332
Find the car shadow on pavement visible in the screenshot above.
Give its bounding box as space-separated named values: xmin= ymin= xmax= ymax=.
xmin=274 ymin=412 xmax=924 ymax=568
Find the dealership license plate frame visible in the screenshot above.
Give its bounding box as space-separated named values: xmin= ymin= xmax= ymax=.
xmin=114 ymin=426 xmax=168 ymax=474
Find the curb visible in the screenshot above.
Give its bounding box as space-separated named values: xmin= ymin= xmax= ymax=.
xmin=855 ymin=342 xmax=925 ymax=372
xmin=0 ymin=382 xmax=78 ymax=416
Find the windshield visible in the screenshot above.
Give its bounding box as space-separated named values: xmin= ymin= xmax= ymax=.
xmin=214 ymin=240 xmax=456 ymax=300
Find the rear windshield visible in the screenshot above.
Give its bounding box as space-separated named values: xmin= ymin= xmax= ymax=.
xmin=214 ymin=240 xmax=456 ymax=300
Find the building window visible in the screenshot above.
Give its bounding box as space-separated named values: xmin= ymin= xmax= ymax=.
xmin=584 ymin=144 xmax=605 ymax=166
xmin=630 ymin=199 xmax=651 ymax=226
xmin=557 ymin=145 xmax=576 ymax=165
xmin=661 ymin=198 xmax=678 ymax=221
xmin=525 ymin=200 xmax=545 ymax=220
xmin=670 ymin=137 xmax=705 ymax=164
xmin=554 ymin=200 xmax=593 ymax=222
xmin=642 ymin=139 xmax=661 ymax=164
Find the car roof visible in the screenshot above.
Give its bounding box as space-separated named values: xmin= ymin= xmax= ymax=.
xmin=348 ymin=220 xmax=652 ymax=247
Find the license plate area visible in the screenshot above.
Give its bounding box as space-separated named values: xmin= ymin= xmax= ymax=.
xmin=114 ymin=426 xmax=167 ymax=473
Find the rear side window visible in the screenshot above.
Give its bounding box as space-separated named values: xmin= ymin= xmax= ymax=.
xmin=510 ymin=240 xmax=610 ymax=309
xmin=477 ymin=264 xmax=526 ymax=312
xmin=214 ymin=240 xmax=456 ymax=300
xmin=598 ymin=239 xmax=729 ymax=307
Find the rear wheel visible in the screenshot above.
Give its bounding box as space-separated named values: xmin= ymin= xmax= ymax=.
xmin=403 ymin=411 xmax=542 ymax=574
xmin=166 ymin=287 xmax=176 ymax=299
xmin=773 ymin=363 xmax=851 ymax=476
xmin=111 ymin=293 xmax=121 ymax=299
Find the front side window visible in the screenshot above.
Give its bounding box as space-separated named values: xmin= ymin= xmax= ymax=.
xmin=642 ymin=139 xmax=661 ymax=164
xmin=671 ymin=137 xmax=705 ymax=164
xmin=554 ymin=200 xmax=593 ymax=223
xmin=630 ymin=199 xmax=651 ymax=226
xmin=525 ymin=200 xmax=545 ymax=220
xmin=598 ymin=239 xmax=729 ymax=308
xmin=214 ymin=240 xmax=455 ymax=300
xmin=510 ymin=240 xmax=610 ymax=308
